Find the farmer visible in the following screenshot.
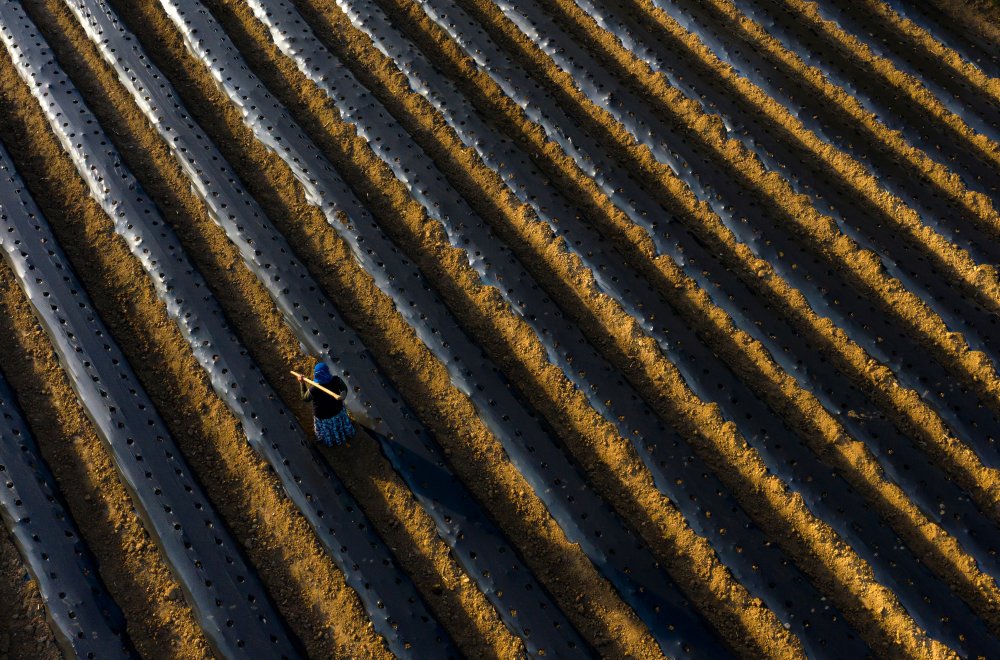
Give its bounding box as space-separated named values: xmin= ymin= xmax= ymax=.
xmin=297 ymin=361 xmax=356 ymax=447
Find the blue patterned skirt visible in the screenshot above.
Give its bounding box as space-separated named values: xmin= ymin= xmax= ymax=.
xmin=314 ymin=410 xmax=356 ymax=447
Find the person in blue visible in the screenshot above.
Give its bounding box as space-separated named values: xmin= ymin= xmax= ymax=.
xmin=297 ymin=361 xmax=356 ymax=447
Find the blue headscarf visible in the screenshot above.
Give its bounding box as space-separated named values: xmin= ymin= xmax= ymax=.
xmin=313 ymin=361 xmax=334 ymax=385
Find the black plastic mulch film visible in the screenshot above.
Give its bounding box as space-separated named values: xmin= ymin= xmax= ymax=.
xmin=559 ymin=0 xmax=1000 ymax=644
xmin=5 ymin=0 xmax=456 ymax=655
xmin=809 ymin=0 xmax=999 ymax=143
xmin=255 ymin=0 xmax=870 ymax=655
xmin=485 ymin=0 xmax=1000 ymax=474
xmin=60 ymin=0 xmax=586 ymax=655
xmin=486 ymin=0 xmax=1000 ymax=481
xmin=156 ymin=0 xmax=734 ymax=655
xmin=414 ymin=0 xmax=1000 ymax=654
xmin=493 ymin=0 xmax=1000 ymax=593
xmin=0 ymin=302 xmax=133 ymax=659
xmin=641 ymin=0 xmax=1000 ymax=388
xmin=878 ymin=0 xmax=1000 ymax=82
xmin=689 ymin=0 xmax=1000 ymax=195
xmin=592 ymin=0 xmax=1000 ymax=343
xmin=0 ymin=6 xmax=303 ymax=656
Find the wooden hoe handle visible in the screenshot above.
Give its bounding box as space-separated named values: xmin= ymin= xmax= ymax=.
xmin=291 ymin=370 xmax=345 ymax=400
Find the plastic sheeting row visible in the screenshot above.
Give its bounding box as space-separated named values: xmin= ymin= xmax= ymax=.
xmin=27 ymin=0 xmax=459 ymax=654
xmin=330 ymin=0 xmax=873 ymax=654
xmin=808 ymin=0 xmax=999 ymax=143
xmin=585 ymin=0 xmax=1000 ymax=348
xmin=156 ymin=0 xmax=726 ymax=655
xmin=0 ymin=259 xmax=134 ymax=659
xmin=412 ymin=0 xmax=1000 ymax=653
xmin=877 ymin=0 xmax=1000 ymax=80
xmin=64 ymin=0 xmax=587 ymax=654
xmin=723 ymin=0 xmax=1000 ymax=199
xmin=0 ymin=8 xmax=300 ymax=653
xmin=566 ymin=0 xmax=1000 ymax=592
xmin=485 ymin=0 xmax=1000 ymax=475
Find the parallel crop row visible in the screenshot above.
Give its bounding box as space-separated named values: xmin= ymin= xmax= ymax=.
xmin=411 ymin=0 xmax=1000 ymax=653
xmin=64 ymin=0 xmax=595 ymax=655
xmin=0 ymin=218 xmax=132 ymax=658
xmin=556 ymin=0 xmax=1000 ymax=591
xmin=878 ymin=0 xmax=1000 ymax=78
xmin=155 ymin=0 xmax=735 ymax=655
xmin=2 ymin=0 xmax=995 ymax=656
xmin=329 ymin=0 xmax=873 ymax=654
xmin=484 ymin=0 xmax=1000 ymax=480
xmin=807 ymin=0 xmax=999 ymax=142
xmin=588 ymin=0 xmax=1000 ymax=358
xmin=0 ymin=8 xmax=300 ymax=652
xmin=30 ymin=0 xmax=464 ymax=655
xmin=730 ymin=0 xmax=1000 ymax=200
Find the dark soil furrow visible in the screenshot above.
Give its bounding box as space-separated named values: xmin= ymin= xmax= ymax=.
xmin=599 ymin=0 xmax=1000 ymax=352
xmin=736 ymin=0 xmax=1000 ymax=203
xmin=808 ymin=0 xmax=1000 ymax=142
xmin=96 ymin=0 xmax=665 ymax=655
xmin=0 ymin=527 xmax=61 ymax=660
xmin=0 ymin=2 xmax=416 ymax=655
xmin=0 ymin=250 xmax=208 ymax=659
xmin=406 ymin=0 xmax=999 ymax=652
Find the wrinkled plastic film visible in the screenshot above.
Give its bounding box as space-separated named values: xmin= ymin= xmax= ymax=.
xmin=331 ymin=0 xmax=879 ymax=653
xmin=64 ymin=0 xmax=590 ymax=654
xmin=436 ymin=0 xmax=999 ymax=468
xmin=174 ymin=4 xmax=744 ymax=647
xmin=161 ymin=0 xmax=731 ymax=654
xmin=720 ymin=0 xmax=1000 ymax=196
xmin=0 ymin=6 xmax=301 ymax=657
xmin=0 ymin=327 xmax=134 ymax=658
xmin=805 ymin=0 xmax=999 ymax=143
xmin=35 ymin=0 xmax=458 ymax=655
xmin=414 ymin=0 xmax=1000 ymax=652
xmin=351 ymin=0 xmax=1000 ymax=653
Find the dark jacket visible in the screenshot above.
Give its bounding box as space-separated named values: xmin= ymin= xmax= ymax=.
xmin=301 ymin=377 xmax=347 ymax=419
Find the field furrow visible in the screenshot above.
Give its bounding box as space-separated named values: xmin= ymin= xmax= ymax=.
xmin=806 ymin=0 xmax=1000 ymax=141
xmin=736 ymin=0 xmax=1000 ymax=202
xmin=365 ymin=0 xmax=1000 ymax=543
xmin=0 ymin=3 xmax=407 ymax=655
xmin=0 ymin=515 xmax=61 ymax=660
xmin=156 ymin=1 xmax=746 ymax=656
xmin=436 ymin=0 xmax=992 ymax=496
xmin=0 ymin=7 xmax=305 ymax=654
xmin=0 ymin=276 xmax=133 ymax=657
xmin=56 ymin=0 xmax=610 ymax=654
xmin=478 ymin=0 xmax=1000 ymax=476
xmin=406 ymin=0 xmax=1000 ymax=648
xmin=542 ymin=0 xmax=1000 ymax=600
xmin=0 ymin=246 xmax=208 ymax=659
xmin=90 ymin=1 xmax=671 ymax=656
xmin=251 ymin=0 xmax=876 ymax=654
xmin=313 ymin=0 xmax=1000 ymax=648
xmin=41 ymin=1 xmax=469 ymax=655
xmin=597 ymin=0 xmax=1000 ymax=347
xmin=0 ymin=0 xmax=993 ymax=654
xmin=883 ymin=0 xmax=1000 ymax=77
